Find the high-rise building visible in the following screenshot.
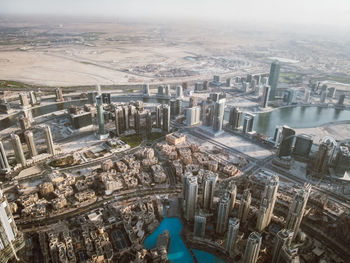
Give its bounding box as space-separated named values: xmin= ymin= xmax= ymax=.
xmin=260 ymin=85 xmax=271 ymax=108
xmin=184 ymin=176 xmax=198 ymax=221
xmin=313 ymin=142 xmax=333 ymax=173
xmin=268 ymin=61 xmax=280 ymax=101
xmin=337 ymin=94 xmax=345 ymax=105
xmin=96 ymin=96 xmax=108 ymax=139
xmin=19 ymin=93 xmax=30 ymax=108
xmin=273 ymin=126 xmax=283 ymax=148
xmin=227 ymin=182 xmax=237 ymax=214
xmin=185 ymin=106 xmax=201 ymax=126
xmin=44 ymin=125 xmax=56 ymax=156
xmin=146 ymin=111 xmax=152 ymax=136
xmin=202 ymin=172 xmax=217 ymax=210
xmin=134 ymin=110 xmax=141 ymax=134
xmin=279 ymin=246 xmax=300 ymax=263
xmin=286 ymin=184 xmax=311 ymax=239
xmin=156 ymin=105 xmax=162 ymax=128
xmin=96 ymin=84 xmax=102 ymax=95
xmin=70 ymin=112 xmax=93 ymax=130
xmin=320 ymin=90 xmax=327 ymax=104
xmin=18 ymin=116 xmax=31 ymax=131
xmin=334 ymin=143 xmax=350 ymax=175
xmin=170 ymin=99 xmax=176 ymax=117
xmin=121 ymin=106 xmax=128 ymax=131
xmin=175 ymin=98 xmax=182 ymax=116
xmin=256 ymin=173 xmax=279 ymax=231
xmin=11 ymin=133 xmax=26 ymax=167
xmin=55 ymin=88 xmax=64 ymax=102
xmin=272 ymin=229 xmax=294 ymax=263
xmin=176 ymin=85 xmax=183 ymax=98
xmin=242 ymin=82 xmax=249 ymax=93
xmin=216 ymin=194 xmax=230 ymax=234
xmin=327 ymin=87 xmax=336 ymax=98
xmin=114 ymin=108 xmax=120 ymax=136
xmin=87 ymin=91 xmax=98 ymax=105
xmin=242 ymin=113 xmax=255 ymax=133
xmin=164 ymin=85 xmax=170 ymax=97
xmin=189 ymin=96 xmax=198 ymax=108
xmin=277 ymin=126 xmax=295 ymax=157
xmin=29 ymin=91 xmax=39 ymax=106
xmin=194 ymin=211 xmax=206 ymax=238
xmin=243 ymin=232 xmax=262 ymax=263
xmin=102 ymin=93 xmax=111 ymax=104
xmin=0 ymin=187 xmax=24 ymax=262
xmin=213 ymin=75 xmax=220 ymax=85
xmin=162 ymin=104 xmax=170 ymax=133
xmin=24 ymin=131 xmax=37 ymax=158
xmin=293 ymin=135 xmax=313 ymax=159
xmin=304 ymin=89 xmax=311 ymax=103
xmin=0 ymin=141 xmax=10 ymax=172
xmin=226 ymin=78 xmax=231 ymax=87
xmin=143 ymin=84 xmax=150 ymax=96
xmin=238 ymin=189 xmax=251 ymax=224
xmin=226 ymin=218 xmax=240 ymax=255
xmin=229 ymin=107 xmax=242 ymax=130
xmin=157 ymin=85 xmax=164 ymax=96
xmin=212 ymin=99 xmax=225 ymax=132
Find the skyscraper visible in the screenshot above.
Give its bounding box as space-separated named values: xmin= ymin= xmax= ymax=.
xmin=226 ymin=218 xmax=240 ymax=255
xmin=157 ymin=85 xmax=164 ymax=96
xmin=0 ymin=186 xmax=24 ymax=262
xmin=96 ymin=95 xmax=106 ymax=138
xmin=260 ymin=85 xmax=271 ymax=108
xmin=229 ymin=107 xmax=242 ymax=130
xmin=11 ymin=133 xmax=26 ymax=167
xmin=286 ymin=184 xmax=311 ymax=240
xmin=134 ymin=110 xmax=141 ymax=134
xmin=337 ymin=94 xmax=345 ymax=105
xmin=184 ymin=175 xmax=198 ymax=221
xmin=55 ymin=88 xmax=64 ymax=102
xmin=19 ymin=93 xmax=30 ymax=108
xmin=0 ymin=141 xmax=10 ymax=172
xmin=242 ymin=113 xmax=255 ymax=133
xmin=238 ymin=189 xmax=251 ymax=225
xmin=146 ymin=111 xmax=152 ymax=136
xmin=44 ymin=125 xmax=56 ymax=156
xmin=293 ymin=135 xmax=313 ymax=159
xmin=114 ymin=108 xmax=120 ymax=136
xmin=185 ymin=106 xmax=201 ymax=126
xmin=277 ymin=126 xmax=295 ymax=157
xmin=313 ymin=142 xmax=333 ymax=173
xmin=212 ymin=98 xmax=225 ymax=132
xmin=24 ymin=130 xmax=37 ymax=158
xmin=162 ymin=104 xmax=170 ymax=133
xmin=227 ymin=182 xmax=237 ymax=214
xmin=256 ymin=173 xmax=279 ymax=231
xmin=156 ymin=105 xmax=162 ymax=128
xmin=202 ymin=172 xmax=217 ymax=210
xmin=194 ymin=211 xmax=206 ymax=238
xmin=216 ymin=194 xmax=230 ymax=234
xmin=272 ymin=229 xmax=294 ymax=263
xmin=164 ymin=85 xmax=170 ymax=97
xmin=268 ymin=61 xmax=280 ymax=101
xmin=143 ymin=84 xmax=150 ymax=96
xmin=123 ymin=106 xmax=129 ymax=131
xmin=243 ymin=232 xmax=262 ymax=263
xmin=176 ymin=85 xmax=183 ymax=98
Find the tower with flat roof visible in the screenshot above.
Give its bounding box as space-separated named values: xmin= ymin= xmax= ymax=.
xmin=24 ymin=130 xmax=37 ymax=158
xmin=238 ymin=189 xmax=251 ymax=225
xmin=268 ymin=61 xmax=280 ymax=101
xmin=226 ymin=218 xmax=240 ymax=255
xmin=11 ymin=134 xmax=26 ymax=167
xmin=202 ymin=172 xmax=217 ymax=210
xmin=184 ymin=175 xmax=198 ymax=221
xmin=286 ymin=184 xmax=311 ymax=240
xmin=194 ymin=211 xmax=206 ymax=238
xmin=216 ymin=194 xmax=230 ymax=234
xmin=44 ymin=125 xmax=56 ymax=156
xmin=0 ymin=141 xmax=10 ymax=173
xmin=243 ymin=232 xmax=262 ymax=263
xmin=256 ymin=174 xmax=279 ymax=231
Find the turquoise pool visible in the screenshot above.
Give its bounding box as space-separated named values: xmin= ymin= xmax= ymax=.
xmin=143 ymin=217 xmax=226 ymax=263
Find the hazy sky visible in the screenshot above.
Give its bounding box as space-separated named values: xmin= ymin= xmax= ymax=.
xmin=1 ymin=0 xmax=350 ymax=27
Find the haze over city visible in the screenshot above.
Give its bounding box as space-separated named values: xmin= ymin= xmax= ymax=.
xmin=0 ymin=1 xmax=349 ymax=263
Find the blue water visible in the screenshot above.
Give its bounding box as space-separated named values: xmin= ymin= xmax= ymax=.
xmin=143 ymin=217 xmax=226 ymax=263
